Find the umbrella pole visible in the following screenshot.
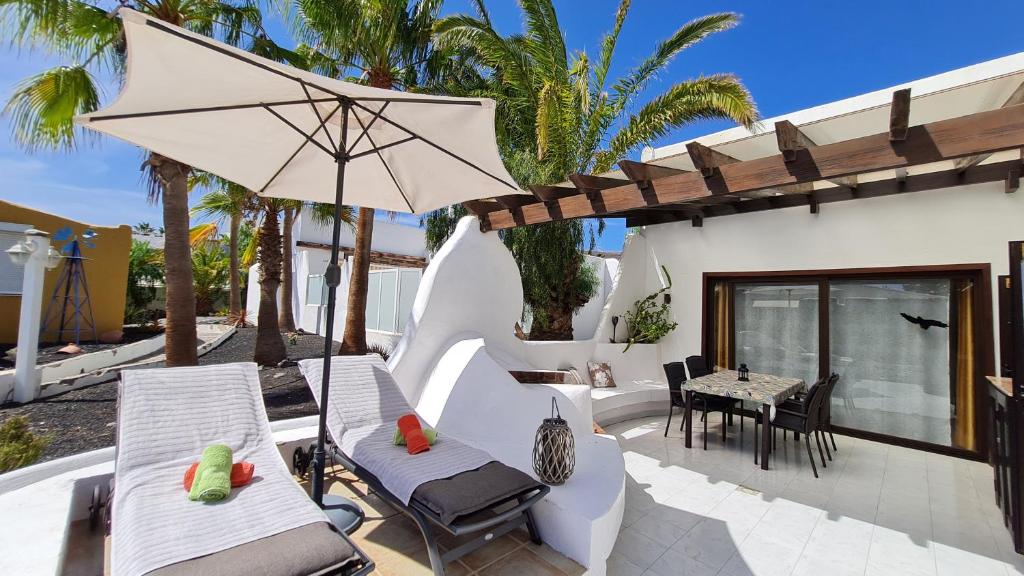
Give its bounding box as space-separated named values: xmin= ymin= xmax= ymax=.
xmin=312 ymin=98 xmax=351 ymax=507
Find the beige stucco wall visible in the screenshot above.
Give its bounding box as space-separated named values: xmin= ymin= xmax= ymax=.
xmin=0 ymin=200 xmax=131 ymax=344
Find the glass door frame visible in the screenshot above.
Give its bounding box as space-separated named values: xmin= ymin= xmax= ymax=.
xmin=702 ymin=264 xmax=995 ymax=460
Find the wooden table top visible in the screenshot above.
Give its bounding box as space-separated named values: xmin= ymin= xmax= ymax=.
xmin=986 ymin=376 xmax=1014 ymax=397
xmin=683 ymin=370 xmax=806 ymax=406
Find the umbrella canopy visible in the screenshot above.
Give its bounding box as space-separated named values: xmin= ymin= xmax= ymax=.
xmin=75 ymin=9 xmax=523 ymax=212
xmin=77 ymin=9 xmax=525 ymax=509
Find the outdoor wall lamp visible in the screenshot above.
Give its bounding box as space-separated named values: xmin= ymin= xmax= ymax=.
xmin=6 ymin=239 xmax=34 ymax=266
xmin=5 ymin=233 xmax=61 ymax=269
xmin=44 ymin=246 xmax=62 ymax=269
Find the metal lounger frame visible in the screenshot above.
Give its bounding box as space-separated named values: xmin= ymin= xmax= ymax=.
xmin=307 ymin=543 xmax=375 ymax=576
xmin=328 ymin=444 xmax=550 ymax=576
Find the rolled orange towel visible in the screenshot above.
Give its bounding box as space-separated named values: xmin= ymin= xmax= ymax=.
xmin=183 ymin=461 xmax=255 ymax=491
xmin=397 ymin=414 xmax=430 ymax=455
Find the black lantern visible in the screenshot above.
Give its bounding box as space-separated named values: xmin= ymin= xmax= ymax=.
xmin=533 ymin=397 xmax=575 ymax=485
xmin=737 ymin=363 xmax=750 ymax=382
xmin=610 ymin=316 xmax=619 ymax=343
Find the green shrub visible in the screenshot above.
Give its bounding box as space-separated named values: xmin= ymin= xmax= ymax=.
xmin=623 ymin=266 xmax=679 ymax=352
xmin=0 ymin=416 xmax=50 ymax=473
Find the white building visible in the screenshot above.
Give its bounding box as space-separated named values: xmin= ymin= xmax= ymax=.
xmin=247 ymin=210 xmax=619 ymax=348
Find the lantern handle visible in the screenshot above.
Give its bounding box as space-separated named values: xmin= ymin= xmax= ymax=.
xmin=551 ymin=396 xmax=561 ymax=419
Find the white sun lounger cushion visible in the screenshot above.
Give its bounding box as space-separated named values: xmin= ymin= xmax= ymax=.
xmin=114 ymin=363 xmax=328 ymax=576
xmin=299 ymin=355 xmax=494 ymax=505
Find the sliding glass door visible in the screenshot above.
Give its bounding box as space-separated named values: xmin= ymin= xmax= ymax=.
xmin=734 ymin=283 xmax=820 ymax=385
xmin=708 ymin=268 xmax=987 ymax=454
xmin=829 ymin=279 xmax=960 ymax=448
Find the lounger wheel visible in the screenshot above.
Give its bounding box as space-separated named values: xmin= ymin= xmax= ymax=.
xmin=104 ymin=479 xmax=114 ymax=534
xmin=89 ymin=484 xmax=107 ymax=533
xmin=293 ymin=446 xmax=311 ymax=478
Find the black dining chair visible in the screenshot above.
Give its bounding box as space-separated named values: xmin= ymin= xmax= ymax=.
xmin=755 ymin=376 xmax=829 ymax=477
xmin=780 ymin=373 xmax=840 ymax=459
xmin=684 ymin=355 xmax=712 ymax=378
xmin=820 ymin=374 xmax=840 ymax=453
xmin=663 ymin=362 xmax=688 ymax=437
xmin=663 ymin=362 xmax=735 ymax=449
xmin=686 ymin=355 xmax=743 ymax=432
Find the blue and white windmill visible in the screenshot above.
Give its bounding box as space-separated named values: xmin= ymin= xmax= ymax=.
xmin=41 ymin=226 xmax=99 ymax=344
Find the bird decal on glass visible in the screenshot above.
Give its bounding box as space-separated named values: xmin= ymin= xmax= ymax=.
xmin=899 ymin=312 xmax=949 ymax=330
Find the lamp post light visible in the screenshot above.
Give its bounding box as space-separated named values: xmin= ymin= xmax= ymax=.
xmin=6 ymin=229 xmax=59 ymax=403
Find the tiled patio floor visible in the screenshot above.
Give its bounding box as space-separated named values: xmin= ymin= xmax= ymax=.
xmin=311 ymin=466 xmax=584 ymax=576
xmin=605 ymin=414 xmax=1024 ymax=576
xmin=305 ymin=414 xmax=1022 ymax=575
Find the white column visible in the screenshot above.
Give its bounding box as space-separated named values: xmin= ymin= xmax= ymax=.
xmin=13 ymin=230 xmax=51 ymax=403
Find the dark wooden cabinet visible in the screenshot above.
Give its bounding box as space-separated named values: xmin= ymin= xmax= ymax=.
xmin=988 ymin=377 xmax=1021 ymax=551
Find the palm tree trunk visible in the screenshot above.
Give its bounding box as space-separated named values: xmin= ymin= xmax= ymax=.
xmin=279 ymin=206 xmax=297 ymax=333
xmin=340 ymin=73 xmax=393 ymax=356
xmin=153 ymin=154 xmax=197 ymax=366
xmin=228 ymin=211 xmax=242 ymax=322
xmin=254 ymin=206 xmax=287 ymax=366
xmin=341 ymin=207 xmax=373 ymax=354
xmin=529 ymin=306 xmax=575 ymax=340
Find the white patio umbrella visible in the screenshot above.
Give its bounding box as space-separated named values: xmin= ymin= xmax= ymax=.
xmin=76 ymin=9 xmax=525 ymax=505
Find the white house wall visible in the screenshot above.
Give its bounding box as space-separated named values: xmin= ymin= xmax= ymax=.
xmin=637 ymin=180 xmax=1024 ymax=369
xmin=294 ymin=210 xmax=428 ymax=258
xmin=571 ymin=255 xmax=618 ymax=340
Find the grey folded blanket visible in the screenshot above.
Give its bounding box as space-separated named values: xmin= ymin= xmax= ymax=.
xmin=411 ymin=462 xmax=543 ymax=524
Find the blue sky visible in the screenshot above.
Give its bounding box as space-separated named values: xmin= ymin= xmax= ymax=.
xmin=2 ymin=0 xmax=1023 ymax=251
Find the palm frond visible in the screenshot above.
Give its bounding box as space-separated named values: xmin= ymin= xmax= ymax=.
xmin=612 ymin=12 xmax=739 ymax=107
xmin=3 ymin=65 xmax=100 ymax=151
xmin=306 ymin=202 xmax=355 ymax=230
xmin=189 ymin=222 xmax=220 ymax=248
xmin=593 ymin=0 xmax=629 ymax=96
xmin=597 ymin=74 xmax=758 ymax=172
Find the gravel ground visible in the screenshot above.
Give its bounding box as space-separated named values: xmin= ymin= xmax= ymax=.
xmin=0 ymin=327 xmax=342 ymax=464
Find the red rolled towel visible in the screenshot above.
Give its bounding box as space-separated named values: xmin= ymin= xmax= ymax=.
xmin=183 ymin=461 xmax=255 ymax=491
xmin=397 ymin=414 xmax=430 ymax=455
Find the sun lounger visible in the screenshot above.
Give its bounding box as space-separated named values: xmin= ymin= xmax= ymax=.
xmin=115 ymin=363 xmax=372 ymax=576
xmin=299 ymin=355 xmax=549 ymax=576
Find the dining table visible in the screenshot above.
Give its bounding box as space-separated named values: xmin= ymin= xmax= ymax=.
xmin=682 ymin=369 xmax=806 ymax=470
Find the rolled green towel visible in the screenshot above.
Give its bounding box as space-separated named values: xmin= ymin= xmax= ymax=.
xmin=188 ymin=444 xmax=233 ymax=502
xmin=393 ymin=426 xmax=437 ymax=447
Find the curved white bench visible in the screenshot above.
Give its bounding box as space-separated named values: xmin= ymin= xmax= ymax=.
xmin=591 ymin=380 xmax=669 ymax=426
xmin=587 ymin=342 xmax=669 ymax=426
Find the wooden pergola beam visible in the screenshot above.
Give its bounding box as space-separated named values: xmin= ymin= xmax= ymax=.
xmin=955 ymin=80 xmax=1024 ymax=171
xmin=569 ymin=173 xmax=630 ymax=192
xmin=623 ymin=159 xmax=1019 ymax=227
xmin=889 ymin=88 xmax=912 ymax=141
xmin=493 ymin=194 xmax=537 ymax=210
xmin=462 ymin=199 xmax=502 ymax=215
xmin=529 ymin=184 xmax=579 ymax=203
xmin=685 ymin=141 xmax=737 ymax=178
xmin=479 ymin=102 xmax=1024 ymax=230
xmin=775 ymin=120 xmax=857 ymax=188
xmin=617 ymin=159 xmax=689 ymax=183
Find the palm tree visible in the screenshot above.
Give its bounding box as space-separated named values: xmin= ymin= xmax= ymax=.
xmin=286 ymin=0 xmax=443 ymax=354
xmin=252 ymin=198 xmax=288 ymax=365
xmin=279 ymin=204 xmax=299 ymax=332
xmin=2 ymin=0 xmax=295 ymax=365
xmin=190 ymin=178 xmax=250 ymax=323
xmin=250 ymin=198 xmax=353 ymax=365
xmin=191 ymin=242 xmax=230 ymax=316
xmin=427 ymin=0 xmax=758 ymax=339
